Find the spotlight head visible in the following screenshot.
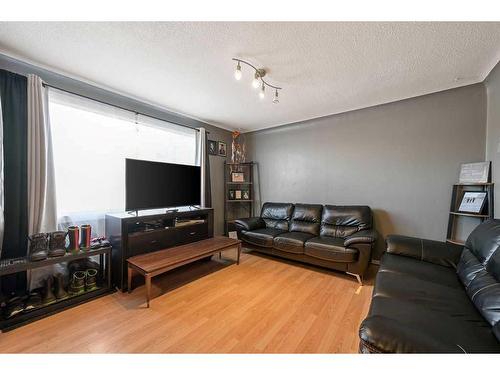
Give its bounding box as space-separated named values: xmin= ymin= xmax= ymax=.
xmin=234 ymin=61 xmax=242 ymax=81
xmin=252 ymin=72 xmax=261 ymax=89
xmin=273 ymin=89 xmax=279 ymax=104
xmin=259 ymin=83 xmax=265 ymax=99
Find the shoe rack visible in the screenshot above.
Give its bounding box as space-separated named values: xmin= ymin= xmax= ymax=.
xmin=0 ymin=246 xmax=112 ymax=332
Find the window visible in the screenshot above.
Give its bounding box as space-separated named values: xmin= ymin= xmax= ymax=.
xmin=48 ymin=88 xmax=198 ymax=236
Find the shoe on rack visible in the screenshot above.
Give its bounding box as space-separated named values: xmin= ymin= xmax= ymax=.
xmin=42 ymin=276 xmax=57 ymax=305
xmin=24 ymin=291 xmax=42 ymax=311
xmin=3 ymin=295 xmax=25 ymax=319
xmin=85 ymin=269 xmax=98 ymax=291
xmin=28 ymin=233 xmax=49 ymax=261
xmin=69 ymin=271 xmax=86 ymax=295
xmin=48 ymin=231 xmax=67 ymax=257
xmin=90 ymin=237 xmax=111 ymax=249
xmin=80 ymin=224 xmax=92 ymax=250
xmin=54 ymin=273 xmax=68 ymax=299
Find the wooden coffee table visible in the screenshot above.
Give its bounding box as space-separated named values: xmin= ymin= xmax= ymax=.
xmin=127 ymin=236 xmax=241 ymax=307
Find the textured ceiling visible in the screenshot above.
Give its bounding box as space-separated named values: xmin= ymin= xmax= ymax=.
xmin=1 ymin=22 xmax=500 ymax=132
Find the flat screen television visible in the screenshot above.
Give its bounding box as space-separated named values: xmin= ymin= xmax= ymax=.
xmin=125 ymin=158 xmax=201 ymax=211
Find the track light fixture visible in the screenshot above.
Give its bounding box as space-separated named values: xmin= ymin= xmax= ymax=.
xmin=232 ymin=58 xmax=282 ymax=103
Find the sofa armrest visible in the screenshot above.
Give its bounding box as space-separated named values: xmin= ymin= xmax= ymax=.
xmin=386 ymin=234 xmax=463 ymax=268
xmin=344 ymin=229 xmax=377 ymax=247
xmin=234 ymin=217 xmax=266 ymax=231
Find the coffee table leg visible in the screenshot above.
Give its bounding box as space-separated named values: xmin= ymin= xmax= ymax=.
xmin=145 ymin=274 xmax=151 ymax=308
xmin=237 ymin=243 xmax=241 ymax=265
xmin=127 ymin=266 xmax=132 ymax=293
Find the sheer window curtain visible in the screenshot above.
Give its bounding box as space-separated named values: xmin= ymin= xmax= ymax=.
xmin=48 ymin=88 xmax=199 ymax=237
xmin=27 ymin=75 xmax=57 ymax=236
xmin=197 ymin=127 xmax=212 ymax=208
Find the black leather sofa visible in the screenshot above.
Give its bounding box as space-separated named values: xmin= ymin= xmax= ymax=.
xmin=359 ymin=219 xmax=500 ymax=353
xmin=235 ymin=202 xmax=377 ymax=283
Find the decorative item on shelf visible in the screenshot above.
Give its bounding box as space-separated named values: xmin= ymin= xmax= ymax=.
xmin=458 ymin=192 xmax=487 ymax=214
xmin=235 ymin=190 xmax=242 ymax=200
xmin=232 ymin=58 xmax=282 ymax=103
xmin=231 ymin=131 xmax=246 ymax=163
xmin=218 ymin=141 xmax=227 ymax=157
xmin=242 ymin=190 xmax=250 ymax=200
xmin=459 ymin=161 xmax=490 ymax=184
xmin=208 ymin=140 xmax=217 ymax=156
xmin=228 ymin=190 xmax=235 ymax=200
xmin=231 ymin=172 xmax=245 ymax=182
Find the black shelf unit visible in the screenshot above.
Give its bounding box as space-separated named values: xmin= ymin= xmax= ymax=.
xmin=446 ymin=183 xmax=494 ymax=246
xmin=224 ymin=161 xmax=256 ymax=235
xmin=0 ymin=246 xmax=112 ymax=331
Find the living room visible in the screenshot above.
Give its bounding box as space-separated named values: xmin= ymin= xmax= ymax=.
xmin=1 ymin=1 xmax=500 ymax=373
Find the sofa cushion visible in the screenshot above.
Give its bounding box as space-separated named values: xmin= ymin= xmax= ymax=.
xmin=273 ymin=232 xmax=315 ymax=254
xmin=304 ymin=236 xmax=358 ymax=262
xmin=457 ymin=220 xmax=500 ymax=328
xmin=261 ymin=202 xmax=294 ymax=231
xmin=320 ymin=205 xmax=372 ymax=238
xmin=240 ymin=228 xmax=286 ymax=248
xmin=289 ymin=204 xmax=322 ymax=235
xmin=360 ymin=252 xmax=500 ymax=353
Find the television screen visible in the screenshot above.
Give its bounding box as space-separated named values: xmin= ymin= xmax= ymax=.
xmin=125 ymin=158 xmax=201 ymax=211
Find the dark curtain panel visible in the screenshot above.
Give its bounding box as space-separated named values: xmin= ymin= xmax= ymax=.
xmin=0 ymin=69 xmax=28 ymax=293
xmin=204 ymin=137 xmax=212 ymax=207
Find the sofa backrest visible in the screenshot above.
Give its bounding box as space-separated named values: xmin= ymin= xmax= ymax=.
xmin=320 ymin=205 xmax=372 ymax=238
xmin=260 ymin=202 xmax=294 ymax=230
xmin=289 ymin=204 xmax=323 ymax=235
xmin=457 ymin=219 xmax=500 ymax=327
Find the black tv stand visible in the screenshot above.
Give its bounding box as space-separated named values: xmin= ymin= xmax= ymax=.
xmin=105 ymin=207 xmax=214 ymax=291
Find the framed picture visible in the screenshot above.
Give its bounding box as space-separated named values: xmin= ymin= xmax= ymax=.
xmin=231 ymin=172 xmax=245 ymax=182
xmin=228 ymin=190 xmax=235 ymax=200
xmin=242 ymin=190 xmax=250 ymax=200
xmin=208 ymin=140 xmax=217 ymax=155
xmin=218 ymin=141 xmax=227 ymax=157
xmin=235 ymin=190 xmax=242 ymax=200
xmin=458 ymin=191 xmax=487 ymax=214
xmin=459 ymin=162 xmax=490 ymax=184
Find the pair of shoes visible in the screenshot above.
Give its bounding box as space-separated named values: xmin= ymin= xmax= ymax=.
xmin=67 ymin=225 xmax=92 ymax=252
xmin=69 ymin=269 xmax=97 ymax=294
xmin=2 ymin=294 xmax=25 ymax=319
xmin=28 ymin=231 xmax=68 ymax=261
xmin=90 ymin=236 xmax=111 ymax=249
xmin=42 ymin=274 xmax=68 ymax=304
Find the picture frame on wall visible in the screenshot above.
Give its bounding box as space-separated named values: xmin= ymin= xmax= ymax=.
xmin=231 ymin=172 xmax=245 ymax=182
xmin=208 ymin=140 xmax=217 ymax=155
xmin=458 ymin=191 xmax=487 ymax=214
xmin=218 ymin=141 xmax=227 ymax=157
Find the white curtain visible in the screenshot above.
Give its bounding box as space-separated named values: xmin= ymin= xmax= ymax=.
xmin=198 ymin=127 xmax=207 ymax=207
xmin=27 ymin=74 xmax=57 ymax=235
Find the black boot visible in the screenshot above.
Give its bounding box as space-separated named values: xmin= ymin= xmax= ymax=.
xmin=69 ymin=271 xmax=86 ymax=295
xmin=54 ymin=273 xmax=68 ymax=299
xmin=85 ymin=269 xmax=98 ymax=291
xmin=28 ymin=233 xmax=49 ymax=261
xmin=48 ymin=231 xmax=67 ymax=257
xmin=42 ymin=276 xmax=56 ymax=304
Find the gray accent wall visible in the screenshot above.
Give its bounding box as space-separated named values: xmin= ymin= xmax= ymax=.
xmin=0 ymin=53 xmax=232 ymax=235
xmin=246 ymin=84 xmax=486 ymax=259
xmin=486 ymin=60 xmax=500 ymax=218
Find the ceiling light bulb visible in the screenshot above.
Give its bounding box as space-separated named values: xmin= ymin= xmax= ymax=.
xmin=252 ymin=72 xmax=261 ymax=89
xmin=234 ymin=61 xmax=242 ymax=81
xmin=259 ymin=83 xmax=265 ymax=99
xmin=273 ymin=89 xmax=279 ymax=104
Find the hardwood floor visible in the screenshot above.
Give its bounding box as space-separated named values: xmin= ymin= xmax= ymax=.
xmin=0 ymin=249 xmax=376 ymax=353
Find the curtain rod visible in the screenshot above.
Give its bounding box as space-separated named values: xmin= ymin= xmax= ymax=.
xmin=42 ymin=82 xmax=208 ymax=133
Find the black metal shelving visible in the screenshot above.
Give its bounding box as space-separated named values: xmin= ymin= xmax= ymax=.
xmin=0 ymin=246 xmax=113 ymax=331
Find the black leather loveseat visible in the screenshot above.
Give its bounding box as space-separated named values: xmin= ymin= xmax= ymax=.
xmin=359 ymin=219 xmax=500 ymax=353
xmin=235 ymin=202 xmax=377 ymax=283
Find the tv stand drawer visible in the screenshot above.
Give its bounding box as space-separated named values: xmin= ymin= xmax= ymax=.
xmin=128 ymin=229 xmax=176 ymax=256
xmin=174 ymin=223 xmax=208 ymax=244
